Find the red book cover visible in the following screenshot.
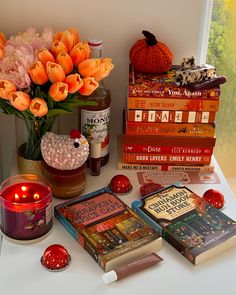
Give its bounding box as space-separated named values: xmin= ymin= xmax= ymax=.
xmin=123 ymin=144 xmax=213 ymax=155
xmin=117 ymin=135 xmax=215 ymax=172
xmin=122 ymin=133 xmax=216 ymax=148
xmin=128 ymin=65 xmax=220 ymax=99
xmin=127 ymin=109 xmax=216 ymax=123
xmin=125 ymin=121 xmax=215 ymax=137
xmin=127 ymin=97 xmax=219 ymax=111
xmin=123 ymin=153 xmax=212 ymax=165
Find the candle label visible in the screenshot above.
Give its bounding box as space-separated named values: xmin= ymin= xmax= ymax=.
xmin=23 ymin=205 xmax=52 ymax=230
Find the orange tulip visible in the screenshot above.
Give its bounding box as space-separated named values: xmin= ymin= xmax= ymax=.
xmin=0 ymin=48 xmax=3 ymax=60
xmin=53 ymin=31 xmax=63 ymax=42
xmin=91 ymin=58 xmax=114 ymax=81
xmin=49 ymin=82 xmax=68 ymax=101
xmin=68 ymin=28 xmax=79 ymax=45
xmin=56 ymin=51 xmax=73 ymax=75
xmin=9 ymin=91 xmax=30 ymax=111
xmin=70 ymin=42 xmax=91 ymax=66
xmin=60 ymin=30 xmax=76 ymax=53
xmin=0 ymin=32 xmax=6 ymax=46
xmin=28 ymin=61 xmax=48 ymax=85
xmin=78 ymin=77 xmax=99 ymax=96
xmin=0 ymin=80 xmax=17 ymax=99
xmin=64 ymin=73 xmax=83 ymax=93
xmin=29 ymin=98 xmax=48 ymax=117
xmin=78 ymin=58 xmax=114 ymax=82
xmin=46 ymin=62 xmax=66 ymax=83
xmin=51 ymin=40 xmax=68 ymax=57
xmin=37 ymin=48 xmax=55 ymax=67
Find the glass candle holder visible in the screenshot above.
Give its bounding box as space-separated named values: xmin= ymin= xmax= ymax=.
xmin=0 ymin=174 xmax=53 ymax=242
xmin=43 ymin=162 xmax=87 ymax=199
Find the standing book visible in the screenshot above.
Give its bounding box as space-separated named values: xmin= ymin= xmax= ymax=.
xmin=132 ymin=184 xmax=236 ymax=265
xmin=54 ymin=187 xmax=162 ymax=271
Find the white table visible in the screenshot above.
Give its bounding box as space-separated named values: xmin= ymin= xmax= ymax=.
xmin=1 ymin=152 xmax=236 ymax=295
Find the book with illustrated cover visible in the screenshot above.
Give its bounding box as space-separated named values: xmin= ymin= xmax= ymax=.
xmin=54 ymin=187 xmax=162 ymax=271
xmin=128 ymin=65 xmax=220 ymax=99
xmin=132 ymin=184 xmax=236 ymax=265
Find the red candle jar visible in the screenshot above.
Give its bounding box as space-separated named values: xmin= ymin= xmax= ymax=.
xmin=0 ymin=174 xmax=53 ymax=242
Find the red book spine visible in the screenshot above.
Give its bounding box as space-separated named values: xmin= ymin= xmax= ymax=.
xmin=123 ymin=144 xmax=213 ymax=155
xmin=118 ymin=162 xmax=215 ymax=172
xmin=127 ymin=110 xmax=216 ymax=123
xmin=123 ymin=153 xmax=212 ymax=165
xmin=127 ymin=97 xmax=219 ymax=111
xmin=122 ymin=134 xmax=216 ymax=147
xmin=125 ymin=121 xmax=215 ymax=137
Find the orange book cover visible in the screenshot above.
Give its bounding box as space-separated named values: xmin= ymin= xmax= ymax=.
xmin=127 ymin=97 xmax=219 ymax=111
xmin=127 ymin=109 xmax=216 ymax=123
xmin=125 ymin=121 xmax=215 ymax=137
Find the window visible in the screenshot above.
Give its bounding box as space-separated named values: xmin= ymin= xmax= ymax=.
xmin=207 ymin=0 xmax=236 ymax=178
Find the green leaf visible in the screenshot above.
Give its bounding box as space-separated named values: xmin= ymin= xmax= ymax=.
xmin=35 ymin=86 xmax=42 ymax=98
xmin=47 ymin=96 xmax=54 ymax=109
xmin=55 ymin=103 xmax=76 ymax=112
xmin=47 ymin=109 xmax=72 ymax=117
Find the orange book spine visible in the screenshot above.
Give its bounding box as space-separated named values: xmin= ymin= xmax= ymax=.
xmin=127 ymin=97 xmax=219 ymax=111
xmin=123 ymin=153 xmax=212 ymax=165
xmin=125 ymin=121 xmax=215 ymax=137
xmin=127 ymin=110 xmax=216 ymax=123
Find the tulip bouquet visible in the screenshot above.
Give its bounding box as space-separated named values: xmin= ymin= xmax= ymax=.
xmin=0 ymin=27 xmax=114 ymax=160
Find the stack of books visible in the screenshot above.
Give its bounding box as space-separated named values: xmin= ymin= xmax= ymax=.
xmin=118 ymin=65 xmax=220 ymax=172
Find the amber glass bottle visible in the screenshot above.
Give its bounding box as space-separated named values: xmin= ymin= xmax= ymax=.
xmin=78 ymin=39 xmax=111 ymax=166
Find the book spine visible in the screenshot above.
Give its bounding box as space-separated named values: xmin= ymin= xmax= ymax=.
xmin=127 ymin=97 xmax=219 ymax=111
xmin=117 ymin=162 xmax=215 ymax=172
xmin=122 ymin=134 xmax=216 ymax=147
xmin=128 ymin=88 xmax=220 ymax=99
xmin=123 ymin=153 xmax=211 ymax=165
xmin=125 ymin=122 xmax=215 ymax=137
xmin=123 ymin=144 xmax=213 ymax=155
xmin=128 ymin=82 xmax=220 ymax=99
xmin=127 ymin=110 xmax=216 ymax=123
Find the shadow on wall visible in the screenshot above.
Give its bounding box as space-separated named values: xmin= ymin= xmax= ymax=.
xmin=0 ymin=115 xmax=16 ymax=181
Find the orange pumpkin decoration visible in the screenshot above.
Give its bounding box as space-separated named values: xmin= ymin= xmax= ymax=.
xmin=129 ymin=30 xmax=173 ymax=73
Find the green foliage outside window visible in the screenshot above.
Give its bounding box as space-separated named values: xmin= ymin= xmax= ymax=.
xmin=207 ymin=0 xmax=236 ymax=177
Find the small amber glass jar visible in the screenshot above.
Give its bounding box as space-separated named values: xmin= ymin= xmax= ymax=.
xmin=43 ymin=162 xmax=87 ymax=199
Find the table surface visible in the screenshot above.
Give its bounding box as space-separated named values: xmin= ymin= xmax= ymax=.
xmin=1 ymin=150 xmax=236 ymax=295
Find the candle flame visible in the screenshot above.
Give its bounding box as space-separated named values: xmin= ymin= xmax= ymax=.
xmin=21 ymin=186 xmax=27 ymax=192
xmin=14 ymin=193 xmax=20 ymax=201
xmin=34 ymin=193 xmax=40 ymax=200
xmin=22 ymin=194 xmax=27 ymax=199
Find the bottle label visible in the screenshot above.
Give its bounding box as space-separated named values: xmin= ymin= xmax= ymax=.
xmin=81 ymin=107 xmax=110 ymax=157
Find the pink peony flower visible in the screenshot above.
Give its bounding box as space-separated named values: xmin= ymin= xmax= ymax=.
xmin=0 ymin=27 xmax=54 ymax=89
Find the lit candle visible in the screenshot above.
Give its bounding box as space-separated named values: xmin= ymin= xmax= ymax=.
xmin=0 ymin=174 xmax=53 ymax=242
